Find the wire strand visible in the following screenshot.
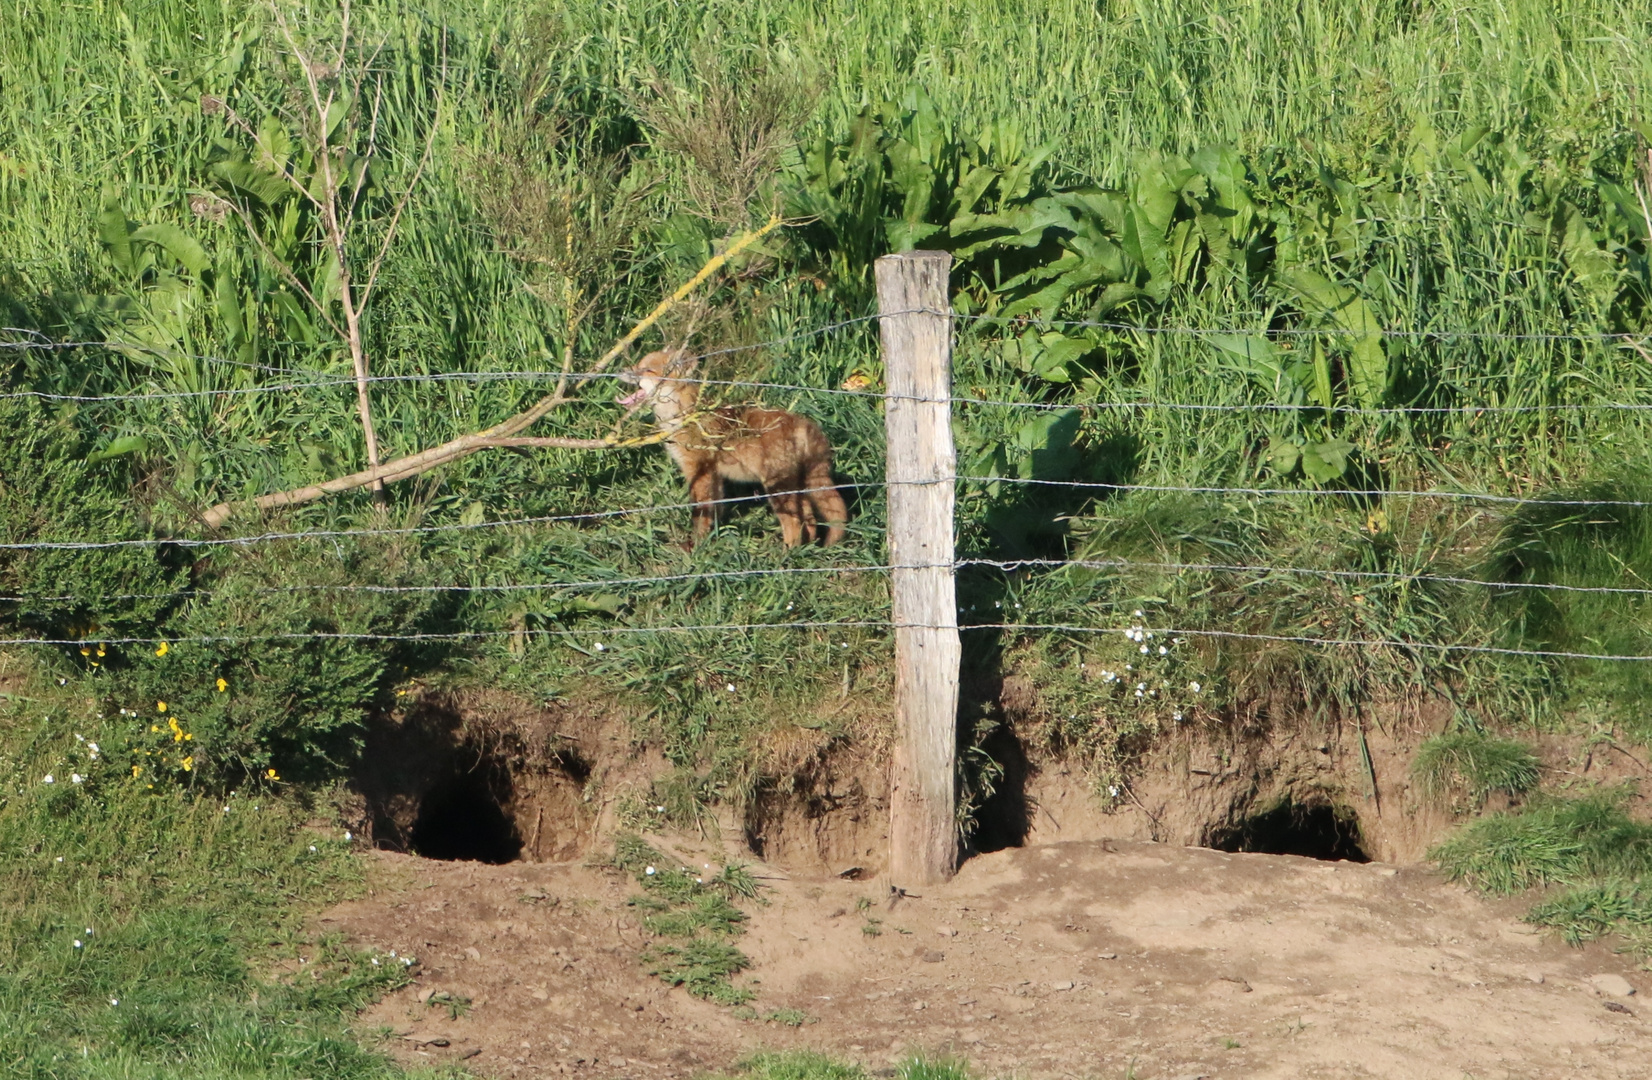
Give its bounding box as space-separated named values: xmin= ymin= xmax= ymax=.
xmin=965 ymin=476 xmax=1652 ymax=507
xmin=960 ymin=557 xmax=1652 ymax=597
xmin=0 ymin=483 xmax=885 ymax=551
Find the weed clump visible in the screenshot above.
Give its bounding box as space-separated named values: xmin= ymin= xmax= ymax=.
xmin=614 ymin=833 xmax=758 ymax=1004
xmin=1411 ymin=730 xmax=1540 ymax=805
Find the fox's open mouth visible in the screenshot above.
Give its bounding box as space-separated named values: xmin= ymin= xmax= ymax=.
xmin=616 ymin=387 xmax=647 ymax=408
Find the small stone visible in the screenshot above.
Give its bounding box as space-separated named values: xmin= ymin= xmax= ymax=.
xmin=936 ymin=924 xmax=957 ymax=938
xmin=922 ymin=950 xmax=945 ymax=963
xmin=960 ymin=1031 xmax=981 ymax=1045
xmin=463 ymin=946 xmax=481 ymax=961
xmin=1604 ymin=1001 xmax=1632 ymax=1015
xmin=1590 ymin=974 xmax=1636 ymax=997
xmin=827 ymin=907 xmax=847 ymax=919
xmin=1049 ymin=980 xmax=1074 ymax=991
xmin=913 ymin=1001 xmax=926 ymax=1011
xmin=1375 ymin=867 xmax=1398 ymax=877
xmin=460 ymin=1048 xmax=481 ymax=1060
xmin=1524 ymin=970 xmax=1545 ymax=985
xmin=1097 ymin=952 xmax=1118 ymax=960
xmin=1174 ymin=1074 xmax=1210 ymax=1080
xmin=416 ymin=987 xmax=437 ymax=1004
xmin=610 ymin=1058 xmax=626 ymax=1067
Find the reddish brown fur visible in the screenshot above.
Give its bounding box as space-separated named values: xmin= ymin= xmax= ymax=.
xmin=620 ymin=349 xmax=848 ymax=546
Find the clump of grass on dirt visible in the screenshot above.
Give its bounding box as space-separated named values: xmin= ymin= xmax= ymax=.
xmin=0 ymin=670 xmax=443 ymax=1080
xmin=1411 ymin=730 xmax=1540 ymax=806
xmin=613 ymin=833 xmax=759 ymax=1004
xmin=1431 ymin=791 xmax=1652 ymax=955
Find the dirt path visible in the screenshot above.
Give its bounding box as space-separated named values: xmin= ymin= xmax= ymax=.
xmin=326 ymin=840 xmax=1650 ymax=1079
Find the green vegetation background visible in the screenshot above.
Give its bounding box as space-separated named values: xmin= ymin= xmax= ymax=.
xmin=5 ymin=0 xmax=1652 ymax=1074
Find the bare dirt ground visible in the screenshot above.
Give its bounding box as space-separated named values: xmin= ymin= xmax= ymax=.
xmin=323 ymin=837 xmax=1651 ymax=1080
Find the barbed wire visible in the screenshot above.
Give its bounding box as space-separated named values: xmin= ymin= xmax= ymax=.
xmin=0 ymin=483 xmax=887 ymax=551
xmin=0 ymin=563 xmax=893 ymax=604
xmin=12 ymin=552 xmax=1649 ymax=607
xmin=11 ymin=315 xmax=1652 ymax=416
xmin=953 ymin=312 xmax=1652 ymax=344
xmin=9 ymin=618 xmax=1652 ymax=663
xmin=968 ymin=476 xmax=1652 ymax=507
xmin=962 ymin=557 xmax=1652 ymax=596
xmin=963 ymin=622 xmax=1652 ymax=662
xmin=0 ymin=620 xmax=889 ymax=647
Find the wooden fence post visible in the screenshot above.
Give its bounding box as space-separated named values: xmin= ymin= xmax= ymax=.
xmin=876 ymin=250 xmax=959 ymax=886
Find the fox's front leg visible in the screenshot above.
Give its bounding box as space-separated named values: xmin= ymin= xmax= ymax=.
xmin=688 ymin=468 xmax=722 ymax=543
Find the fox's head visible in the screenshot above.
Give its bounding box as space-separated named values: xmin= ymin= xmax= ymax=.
xmin=617 ymin=348 xmax=696 ymax=410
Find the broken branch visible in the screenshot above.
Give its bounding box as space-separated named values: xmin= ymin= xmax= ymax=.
xmin=199 ymin=214 xmax=782 ymax=529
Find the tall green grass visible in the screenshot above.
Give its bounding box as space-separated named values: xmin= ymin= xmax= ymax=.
xmin=4 ymin=0 xmax=1652 ymax=789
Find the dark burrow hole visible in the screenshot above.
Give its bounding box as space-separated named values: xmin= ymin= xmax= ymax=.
xmin=409 ymin=768 xmax=522 ymax=864
xmin=1209 ymin=800 xmax=1370 ymax=862
xmin=969 ymin=722 xmax=1032 ymax=854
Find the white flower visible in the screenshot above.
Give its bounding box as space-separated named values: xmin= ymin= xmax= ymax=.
xmin=308 ymin=845 xmax=317 ymax=852
xmin=1173 ymin=711 xmax=1184 ymax=721
xmin=75 ymin=734 xmax=84 ymax=743
xmin=109 ymin=998 xmax=118 ymax=1006
xmin=1189 ymin=681 xmax=1202 ymax=693
xmin=55 ymin=856 xmax=63 ymax=863
xmin=73 ymin=939 xmax=82 ymax=948
xmin=645 ymin=866 xmax=657 ymax=876
xmin=1108 ymin=785 xmax=1120 ymax=797
xmin=42 ymin=774 xmax=53 ymax=784
xmin=1139 ymin=646 xmax=1149 ymax=654
xmin=1125 ymin=664 xmax=1134 ymax=671
xmin=786 ymin=603 xmax=794 ymax=610
xmin=1158 ymin=646 xmax=1168 ymax=655
xmin=87 ymin=743 xmax=99 ymax=757
xmin=372 ymin=958 xmax=380 ymax=966
xmin=70 ymin=774 xmax=83 ymax=784
xmin=726 ymin=684 xmax=736 ymax=693
xmin=594 ymin=642 xmax=606 ymax=652
xmin=85 ymin=928 xmax=93 ymax=935
xmin=223 ymin=806 xmax=230 ymax=813
xmin=390 ymin=950 xmax=397 ymax=957
xmin=344 ymin=831 xmax=352 ymax=841
xmin=1133 ymin=610 xmax=1144 ymax=618
xmin=696 ymin=877 xmax=704 ymax=884
xmin=655 ymin=805 xmax=665 ymax=813
xmin=1135 ymin=690 xmax=1145 ymax=698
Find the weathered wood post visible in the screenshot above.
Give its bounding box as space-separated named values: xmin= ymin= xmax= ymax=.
xmin=876 ymin=250 xmax=959 ymax=886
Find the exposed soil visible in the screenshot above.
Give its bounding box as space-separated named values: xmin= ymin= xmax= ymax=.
xmin=327 ymin=837 xmax=1651 ymax=1080
xmin=329 ymin=687 xmax=1652 ymax=1077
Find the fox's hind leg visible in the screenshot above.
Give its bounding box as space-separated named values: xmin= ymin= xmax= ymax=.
xmin=804 ymin=464 xmax=848 ymax=546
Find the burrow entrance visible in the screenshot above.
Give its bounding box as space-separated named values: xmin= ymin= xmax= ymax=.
xmin=1209 ymin=799 xmax=1370 ymax=862
xmin=354 ymin=699 xmax=594 ymax=864
xmin=409 ymin=768 xmax=521 ymax=863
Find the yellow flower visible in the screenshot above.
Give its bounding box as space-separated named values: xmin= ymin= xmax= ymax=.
xmin=266 ymin=768 xmax=280 ymax=781
xmin=215 ymin=678 xmax=227 ymax=693
xmin=150 ymin=725 xmax=159 ymax=733
xmin=180 ymin=756 xmax=193 ymax=771
xmin=156 ymin=701 xmax=167 ymax=713
xmin=183 ymin=733 xmax=192 ymax=741
xmin=96 ymin=644 xmax=106 ymax=657
xmin=154 ymin=642 xmax=169 ymax=658
xmin=79 ymin=647 xmax=90 ymax=657
xmin=131 ymin=765 xmax=142 ymax=777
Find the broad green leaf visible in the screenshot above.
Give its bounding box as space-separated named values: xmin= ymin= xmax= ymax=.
xmin=1266 ymin=438 xmax=1302 ymax=475
xmin=1556 ymin=203 xmax=1618 ymax=309
xmin=1300 ymin=438 xmax=1355 ymax=483
xmin=215 ymin=255 xmax=245 ymax=343
xmin=1207 ymin=333 xmax=1281 ymax=371
xmin=131 ymin=224 xmax=209 ymax=275
xmin=1282 ymin=267 xmax=1387 ymax=408
xmin=323 ymin=92 xmax=352 ymax=143
xmin=1013 ymin=408 xmax=1081 ymax=480
xmin=210 ymin=158 xmax=290 ymax=205
xmin=86 ymin=434 xmax=149 ymax=463
xmin=98 ymin=195 xmax=134 ymax=273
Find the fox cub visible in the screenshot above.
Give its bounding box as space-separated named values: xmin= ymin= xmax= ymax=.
xmin=618 ymin=348 xmax=848 ymax=546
